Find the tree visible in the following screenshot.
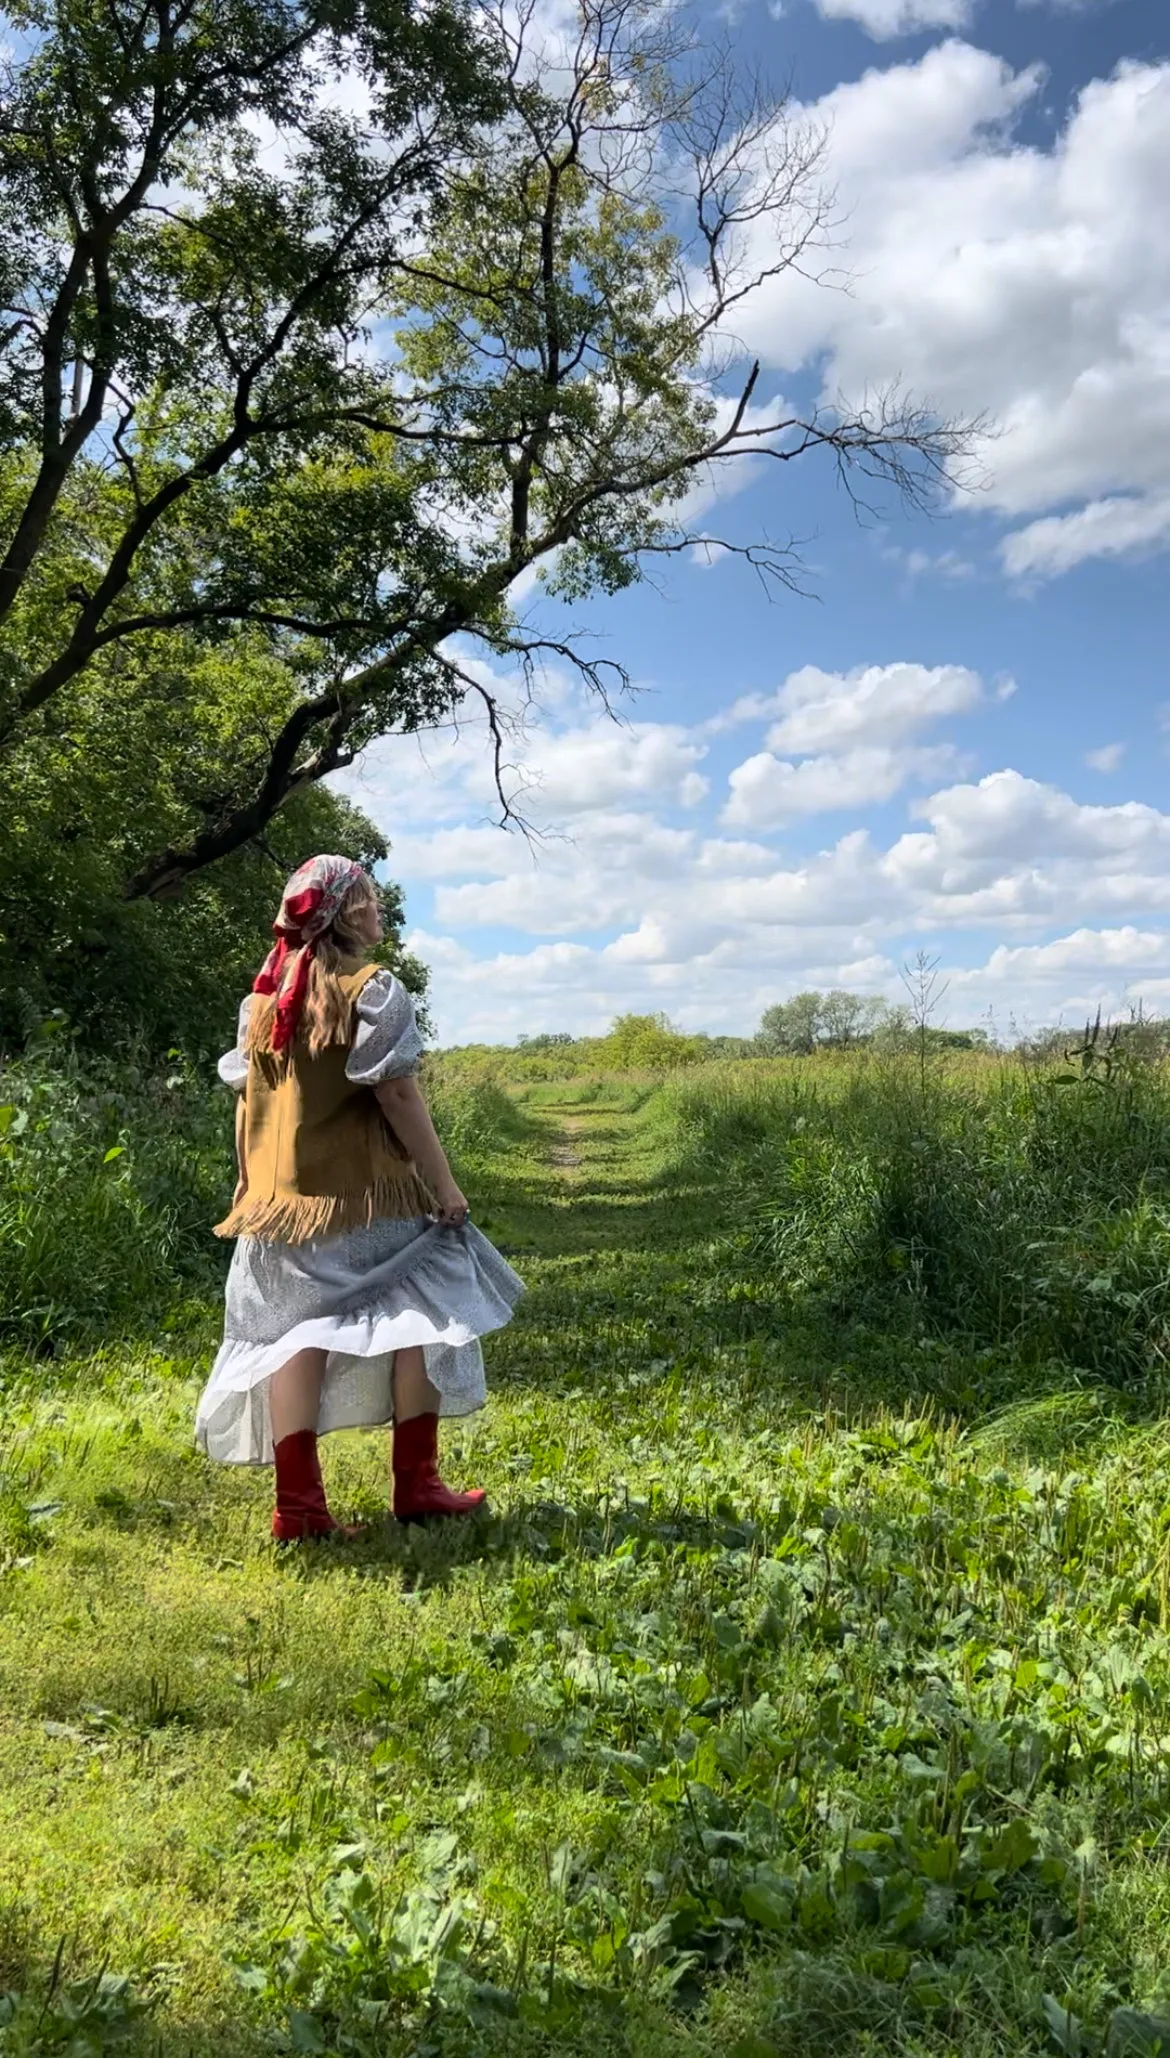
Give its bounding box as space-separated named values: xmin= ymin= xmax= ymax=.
xmin=603 ymin=1012 xmax=702 ymax=1069
xmin=757 ymin=992 xmax=823 ymax=1056
xmin=697 ymin=1034 xmax=756 ymax=1059
xmin=0 ymin=0 xmax=973 ymax=906
xmin=0 ymin=654 xmax=428 ymax=1052
xmin=819 ymin=989 xmax=884 ymax=1048
xmin=757 ymin=989 xmax=897 ymax=1053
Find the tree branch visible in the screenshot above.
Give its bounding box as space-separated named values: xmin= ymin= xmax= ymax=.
xmin=123 ymin=684 xmax=348 ymax=899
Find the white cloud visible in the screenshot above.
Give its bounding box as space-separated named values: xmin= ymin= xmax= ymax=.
xmin=730 ymin=44 xmax=1170 ymax=578
xmin=814 ymin=0 xmax=973 ymax=39
xmin=337 ymin=668 xmax=1170 ymax=1046
xmin=902 ymin=547 xmax=977 ymax=579
xmin=960 ymin=927 xmax=1170 ymax=982
xmin=520 ymin=724 xmax=709 ymax=812
xmin=406 ymin=752 xmax=1170 ymax=1025
xmin=336 ymin=688 xmax=709 ymax=838
xmin=1001 ymin=494 xmax=1170 ymax=578
xmin=709 ymin=661 xmax=983 ymax=742
xmin=724 ymin=744 xmax=962 ymax=827
xmin=717 ymin=663 xmax=982 ymax=826
xmin=946 ymin=926 xmax=1170 ymax=1035
xmin=884 ymin=772 xmax=1170 ymax=927
xmin=764 ymin=661 xmax=983 ymax=753
xmin=429 ymin=810 xmax=711 ymax=935
xmin=411 ymin=908 xmax=1170 ymax=1046
xmin=1085 ymin=743 xmax=1125 ymax=774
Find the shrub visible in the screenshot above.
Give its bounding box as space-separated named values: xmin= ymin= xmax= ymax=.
xmin=423 ymin=1068 xmax=535 ymax=1175
xmin=663 ymin=1050 xmax=1170 ymax=1382
xmin=0 ymin=1027 xmax=231 ymax=1350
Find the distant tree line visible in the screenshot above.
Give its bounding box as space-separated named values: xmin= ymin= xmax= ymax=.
xmin=496 ymin=999 xmax=1170 ymax=1069
xmin=517 ymin=997 xmax=991 ymax=1065
xmin=515 ymin=1014 xmax=756 ymax=1068
xmin=755 ymin=990 xmax=991 ymax=1057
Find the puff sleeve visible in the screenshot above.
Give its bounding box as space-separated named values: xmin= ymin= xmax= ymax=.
xmin=346 ymin=971 xmax=425 ymax=1085
xmin=217 ymin=995 xmax=255 ymax=1093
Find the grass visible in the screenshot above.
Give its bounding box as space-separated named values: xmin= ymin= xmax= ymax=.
xmin=3 ymin=1076 xmax=1170 ymax=2054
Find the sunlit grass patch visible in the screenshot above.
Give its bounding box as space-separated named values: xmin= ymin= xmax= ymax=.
xmin=4 ymin=1086 xmax=1170 ymax=2054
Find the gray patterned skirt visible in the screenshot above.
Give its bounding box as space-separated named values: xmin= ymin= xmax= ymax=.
xmin=195 ymin=1217 xmax=524 ymax=1465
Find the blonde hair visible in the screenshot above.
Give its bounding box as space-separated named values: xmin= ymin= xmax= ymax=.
xmin=246 ymin=876 xmax=378 ymax=1060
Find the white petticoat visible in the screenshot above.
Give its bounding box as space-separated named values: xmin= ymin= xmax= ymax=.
xmin=195 ymin=1216 xmax=525 ymax=1466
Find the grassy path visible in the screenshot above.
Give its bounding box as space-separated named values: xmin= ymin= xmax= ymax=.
xmin=1 ymin=1091 xmax=1170 ymax=2054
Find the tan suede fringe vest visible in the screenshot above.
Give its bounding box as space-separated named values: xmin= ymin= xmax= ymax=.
xmin=214 ymin=961 xmax=434 ymax=1246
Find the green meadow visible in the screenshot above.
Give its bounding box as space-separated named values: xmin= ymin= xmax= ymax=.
xmin=4 ymin=1051 xmax=1170 ymax=2055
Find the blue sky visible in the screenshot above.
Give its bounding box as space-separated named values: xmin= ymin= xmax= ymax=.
xmin=338 ymin=0 xmax=1170 ymax=1046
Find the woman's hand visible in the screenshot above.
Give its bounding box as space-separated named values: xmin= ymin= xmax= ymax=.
xmin=432 ymin=1178 xmax=470 ymax=1227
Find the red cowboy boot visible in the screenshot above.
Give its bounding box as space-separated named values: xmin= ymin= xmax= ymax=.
xmin=272 ymin=1429 xmax=365 ymax=1542
xmin=392 ymin=1412 xmax=487 ymax=1522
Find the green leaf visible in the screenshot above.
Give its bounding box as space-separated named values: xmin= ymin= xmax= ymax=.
xmin=288 ymin=2008 xmax=328 ymax=2053
xmin=983 ymin=1816 xmax=1038 ymax=1875
xmin=103 ymin=1145 xmax=125 ymax=1163
xmin=1043 ymin=1995 xmax=1086 ymax=2055
xmin=1107 ymin=2009 xmax=1170 ymax=2056
xmin=742 ymin=1875 xmax=794 ymax=1933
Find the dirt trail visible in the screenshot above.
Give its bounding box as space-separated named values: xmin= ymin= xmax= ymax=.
xmin=541 ymin=1105 xmax=614 ymax=1177
xmin=547 ymin=1141 xmax=582 ymax=1167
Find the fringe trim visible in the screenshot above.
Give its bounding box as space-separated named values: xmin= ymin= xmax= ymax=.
xmin=214 ymin=1169 xmax=435 ymax=1247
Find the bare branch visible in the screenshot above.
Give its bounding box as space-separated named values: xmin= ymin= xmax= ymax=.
xmin=430 ymin=654 xmax=537 ymax=837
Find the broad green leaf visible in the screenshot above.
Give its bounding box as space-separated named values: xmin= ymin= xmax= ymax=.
xmin=1043 ymin=1995 xmax=1085 ymax=2056
xmin=1108 ymin=2009 xmax=1170 ymax=2056
xmin=742 ymin=1876 xmax=794 ymax=1933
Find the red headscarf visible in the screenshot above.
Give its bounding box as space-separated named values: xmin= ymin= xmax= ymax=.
xmin=253 ymin=854 xmax=368 ymax=1053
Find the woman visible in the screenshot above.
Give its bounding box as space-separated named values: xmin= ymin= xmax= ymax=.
xmin=195 ymin=853 xmax=524 ymax=1541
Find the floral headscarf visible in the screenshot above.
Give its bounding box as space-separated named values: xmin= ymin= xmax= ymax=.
xmin=253 ymin=854 xmax=368 ymax=1053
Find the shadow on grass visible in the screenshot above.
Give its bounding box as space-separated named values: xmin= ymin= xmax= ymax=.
xmin=294 ymin=1488 xmax=778 ymax=1592
xmin=284 ymin=1366 xmax=1157 ymax=1595
xmin=0 ymin=1935 xmax=808 ymax=2058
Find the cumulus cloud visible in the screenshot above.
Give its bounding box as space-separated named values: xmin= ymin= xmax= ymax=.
xmin=399 ymin=751 xmax=1170 ymax=1033
xmin=1085 ymin=743 xmax=1125 ymax=774
xmin=710 ymin=661 xmax=983 ymax=741
xmin=960 ymin=927 xmax=1170 ymax=982
xmin=724 ymin=744 xmax=962 ymax=827
xmin=336 ymin=690 xmax=710 ymax=839
xmin=730 ymin=44 xmax=1170 ymax=578
xmin=1001 ymin=494 xmax=1170 ymax=578
xmin=335 ymin=665 xmax=1170 ymax=1045
xmin=764 ymin=661 xmax=983 ymax=753
xmin=814 ymin=0 xmax=973 ymax=38
xmin=717 ymin=664 xmax=982 ymax=827
xmin=515 ymin=724 xmax=709 ymax=812
xmin=883 ymin=771 xmax=1170 ymax=929
xmin=946 ymin=927 xmax=1170 ymax=1035
xmin=411 ymin=911 xmax=1170 ymax=1046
